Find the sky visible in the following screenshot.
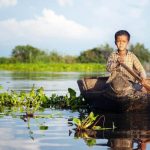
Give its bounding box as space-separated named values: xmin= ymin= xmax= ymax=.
xmin=0 ymin=0 xmax=150 ymax=57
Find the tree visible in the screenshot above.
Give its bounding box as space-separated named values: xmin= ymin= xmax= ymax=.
xmin=12 ymin=45 xmax=46 ymax=63
xmin=0 ymin=57 xmax=10 ymax=64
xmin=48 ymin=51 xmax=63 ymax=63
xmin=63 ymin=55 xmax=77 ymax=63
xmin=77 ymin=44 xmax=113 ymax=63
xmin=129 ymin=43 xmax=150 ymax=63
xmin=99 ymin=44 xmax=113 ymax=60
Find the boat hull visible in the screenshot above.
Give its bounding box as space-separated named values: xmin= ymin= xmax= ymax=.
xmin=77 ymin=77 xmax=150 ymax=112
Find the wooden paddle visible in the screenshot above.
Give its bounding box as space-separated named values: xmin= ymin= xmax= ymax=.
xmin=120 ymin=63 xmax=150 ymax=92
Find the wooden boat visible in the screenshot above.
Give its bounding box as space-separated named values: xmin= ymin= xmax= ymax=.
xmin=77 ymin=76 xmax=150 ymax=112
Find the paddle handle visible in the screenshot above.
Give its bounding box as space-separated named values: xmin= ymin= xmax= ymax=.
xmin=120 ymin=63 xmax=150 ymax=92
xmin=120 ymin=63 xmax=142 ymax=82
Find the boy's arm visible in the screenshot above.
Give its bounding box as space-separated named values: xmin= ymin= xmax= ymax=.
xmin=133 ymin=54 xmax=146 ymax=79
xmin=106 ymin=53 xmax=120 ymax=72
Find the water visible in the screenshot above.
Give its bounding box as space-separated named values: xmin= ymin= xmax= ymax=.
xmin=0 ymin=71 xmax=106 ymax=95
xmin=0 ymin=71 xmax=150 ymax=150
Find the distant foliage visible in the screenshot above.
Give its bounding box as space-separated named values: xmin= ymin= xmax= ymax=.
xmin=77 ymin=44 xmax=113 ymax=63
xmin=63 ymin=55 xmax=77 ymax=63
xmin=78 ymin=48 xmax=105 ymax=63
xmin=48 ymin=50 xmax=63 ymax=63
xmin=12 ymin=45 xmax=47 ymax=63
xmin=129 ymin=43 xmax=150 ymax=63
xmin=11 ymin=45 xmax=77 ymax=64
xmin=99 ymin=44 xmax=114 ymax=60
xmin=0 ymin=57 xmax=11 ymax=64
xmin=0 ymin=43 xmax=148 ymax=65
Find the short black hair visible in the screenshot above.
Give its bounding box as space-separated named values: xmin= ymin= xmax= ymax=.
xmin=115 ymin=30 xmax=130 ymax=41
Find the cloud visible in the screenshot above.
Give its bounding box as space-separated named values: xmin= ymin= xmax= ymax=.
xmin=1 ymin=0 xmax=149 ymax=56
xmin=57 ymin=0 xmax=73 ymax=7
xmin=0 ymin=0 xmax=17 ymax=8
xmin=125 ymin=0 xmax=149 ymax=7
xmin=82 ymin=0 xmax=150 ymax=48
xmin=91 ymin=0 xmax=149 ymax=28
xmin=0 ymin=8 xmax=99 ymax=44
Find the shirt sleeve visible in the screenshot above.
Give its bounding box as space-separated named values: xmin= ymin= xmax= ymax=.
xmin=106 ymin=53 xmax=119 ymax=72
xmin=132 ymin=54 xmax=146 ymax=79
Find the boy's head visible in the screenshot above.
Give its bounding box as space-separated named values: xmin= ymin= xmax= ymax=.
xmin=115 ymin=30 xmax=130 ymax=51
xmin=115 ymin=30 xmax=130 ymax=42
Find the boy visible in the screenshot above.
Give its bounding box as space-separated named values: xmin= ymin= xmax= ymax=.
xmin=106 ymin=30 xmax=147 ymax=92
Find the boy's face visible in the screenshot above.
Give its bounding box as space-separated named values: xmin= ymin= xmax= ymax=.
xmin=115 ymin=35 xmax=129 ymax=51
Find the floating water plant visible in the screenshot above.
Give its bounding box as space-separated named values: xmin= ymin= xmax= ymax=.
xmin=73 ymin=112 xmax=116 ymax=131
xmin=40 ymin=88 xmax=86 ymax=110
xmin=0 ymin=86 xmax=87 ymax=110
xmin=71 ymin=112 xmax=116 ymax=147
xmin=0 ymin=85 xmax=47 ymax=109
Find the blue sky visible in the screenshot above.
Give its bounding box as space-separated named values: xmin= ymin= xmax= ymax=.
xmin=0 ymin=0 xmax=150 ymax=57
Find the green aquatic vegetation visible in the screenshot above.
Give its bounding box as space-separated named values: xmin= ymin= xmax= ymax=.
xmin=0 ymin=107 xmax=54 ymax=140
xmin=42 ymin=88 xmax=86 ymax=110
xmin=73 ymin=112 xmax=101 ymax=130
xmin=85 ymin=138 xmax=96 ymax=147
xmin=73 ymin=112 xmax=115 ymax=131
xmin=26 ymin=112 xmax=67 ymax=139
xmin=39 ymin=125 xmax=48 ymax=130
xmin=0 ymin=85 xmax=86 ymax=110
xmin=19 ymin=110 xmax=64 ymax=139
xmin=0 ymin=88 xmax=48 ymax=115
xmin=72 ymin=112 xmax=117 ymax=147
xmin=73 ymin=127 xmax=97 ymax=146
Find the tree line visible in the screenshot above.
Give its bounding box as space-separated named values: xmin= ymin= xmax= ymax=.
xmin=0 ymin=43 xmax=150 ymax=64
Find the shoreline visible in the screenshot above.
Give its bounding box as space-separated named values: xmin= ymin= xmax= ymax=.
xmin=0 ymin=63 xmax=106 ymax=72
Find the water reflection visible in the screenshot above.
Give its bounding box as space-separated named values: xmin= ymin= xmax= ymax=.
xmin=0 ymin=70 xmax=150 ymax=150
xmin=0 ymin=107 xmax=79 ymax=150
xmin=0 ymin=71 xmax=106 ymax=95
xmin=0 ymin=71 xmax=106 ymax=80
xmin=1 ymin=106 xmax=150 ymax=150
xmin=74 ymin=112 xmax=150 ymax=150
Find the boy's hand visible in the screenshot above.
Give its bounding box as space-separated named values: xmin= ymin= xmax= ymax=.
xmin=141 ymin=78 xmax=148 ymax=93
xmin=141 ymin=78 xmax=147 ymax=86
xmin=117 ymin=57 xmax=125 ymax=64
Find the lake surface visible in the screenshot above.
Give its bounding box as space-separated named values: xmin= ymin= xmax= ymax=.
xmin=0 ymin=71 xmax=150 ymax=150
xmin=0 ymin=71 xmax=106 ymax=95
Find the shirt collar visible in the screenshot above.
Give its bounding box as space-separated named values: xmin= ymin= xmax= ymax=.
xmin=115 ymin=50 xmax=129 ymax=55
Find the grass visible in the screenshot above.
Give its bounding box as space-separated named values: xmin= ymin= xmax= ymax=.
xmin=0 ymin=63 xmax=106 ymax=72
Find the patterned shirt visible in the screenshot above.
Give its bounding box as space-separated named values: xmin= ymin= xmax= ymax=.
xmin=106 ymin=50 xmax=146 ymax=83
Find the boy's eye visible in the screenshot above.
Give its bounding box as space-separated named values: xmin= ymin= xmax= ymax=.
xmin=117 ymin=40 xmax=126 ymax=43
